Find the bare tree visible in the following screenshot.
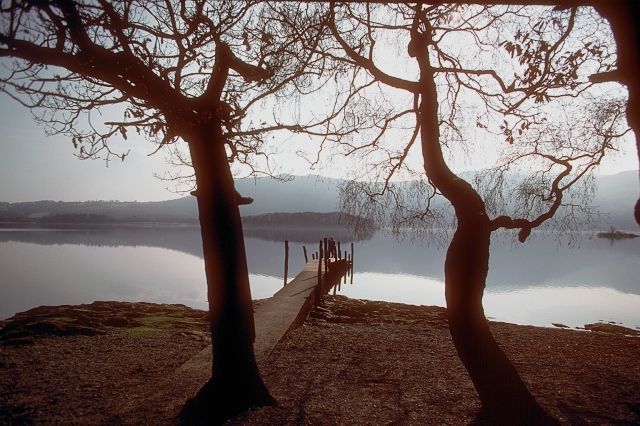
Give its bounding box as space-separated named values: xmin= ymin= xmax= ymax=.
xmin=323 ymin=2 xmax=628 ymax=423
xmin=0 ymin=0 xmax=335 ymax=420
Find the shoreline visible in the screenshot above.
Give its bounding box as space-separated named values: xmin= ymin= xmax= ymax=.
xmin=2 ymin=295 xmax=639 ymax=336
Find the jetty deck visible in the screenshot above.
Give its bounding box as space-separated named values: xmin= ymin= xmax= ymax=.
xmin=139 ymin=257 xmax=351 ymax=418
xmin=180 ymin=260 xmax=327 ymax=375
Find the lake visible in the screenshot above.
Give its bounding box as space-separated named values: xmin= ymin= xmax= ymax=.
xmin=1 ymin=226 xmax=639 ymax=329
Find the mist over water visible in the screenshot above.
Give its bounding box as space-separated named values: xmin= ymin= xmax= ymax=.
xmin=0 ymin=227 xmax=638 ymax=329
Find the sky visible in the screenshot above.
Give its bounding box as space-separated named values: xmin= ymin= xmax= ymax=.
xmin=1 ymin=4 xmax=638 ymax=203
xmin=0 ymin=88 xmax=638 ymax=203
xmin=0 ymin=91 xmax=339 ymax=202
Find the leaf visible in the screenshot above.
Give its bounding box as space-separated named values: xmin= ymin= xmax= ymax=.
xmin=242 ymin=31 xmax=250 ymax=51
xmin=515 ymin=45 xmax=523 ymax=56
xmin=261 ymin=32 xmax=274 ymax=44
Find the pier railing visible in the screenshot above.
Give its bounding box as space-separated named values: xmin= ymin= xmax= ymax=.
xmin=282 ymin=237 xmax=354 ymax=305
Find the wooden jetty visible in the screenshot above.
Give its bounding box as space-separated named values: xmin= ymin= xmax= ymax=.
xmin=179 ymin=251 xmax=352 ymax=379
xmin=123 ymin=244 xmax=354 ymax=418
xmin=255 ymin=256 xmax=351 ymax=363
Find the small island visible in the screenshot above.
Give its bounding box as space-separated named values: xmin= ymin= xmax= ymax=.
xmin=597 ymin=227 xmax=639 ymax=240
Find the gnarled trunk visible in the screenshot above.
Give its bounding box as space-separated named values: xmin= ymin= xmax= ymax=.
xmin=181 ymin=122 xmax=273 ymax=422
xmin=595 ymin=2 xmax=640 ymax=227
xmin=416 ymin=42 xmax=555 ymax=424
xmin=445 ymin=215 xmax=553 ymax=424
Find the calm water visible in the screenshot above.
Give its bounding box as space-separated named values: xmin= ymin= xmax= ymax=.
xmin=0 ymin=227 xmax=639 ymax=329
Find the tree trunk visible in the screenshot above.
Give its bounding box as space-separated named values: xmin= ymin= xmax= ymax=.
xmin=180 ymin=122 xmax=273 ymax=422
xmin=595 ymin=1 xmax=640 ymax=227
xmin=445 ymin=215 xmax=555 ymax=424
xmin=416 ymin=41 xmax=555 ymax=424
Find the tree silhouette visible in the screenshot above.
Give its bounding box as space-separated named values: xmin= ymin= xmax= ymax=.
xmin=590 ymin=1 xmax=640 ymax=226
xmin=434 ymin=0 xmax=640 ymax=230
xmin=0 ymin=0 xmax=331 ymax=420
xmin=324 ymin=3 xmax=628 ymax=423
xmin=1 ymin=1 xmax=636 ymax=422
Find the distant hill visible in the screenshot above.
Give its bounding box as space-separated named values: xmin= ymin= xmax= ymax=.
xmin=236 ymin=175 xmax=341 ymax=215
xmin=0 ymin=172 xmax=637 ymax=230
xmin=242 ymin=212 xmax=376 ymax=242
xmin=0 ymin=197 xmax=198 ymax=223
xmin=0 ymin=175 xmax=341 ymax=222
xmin=592 ymin=170 xmax=639 ymax=230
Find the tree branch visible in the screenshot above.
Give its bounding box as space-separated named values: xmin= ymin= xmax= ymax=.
xmin=328 ymin=2 xmax=419 ymax=93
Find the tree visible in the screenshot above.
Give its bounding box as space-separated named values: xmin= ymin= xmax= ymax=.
xmin=590 ymin=1 xmax=640 ymax=226
xmin=323 ymin=3 xmax=628 ymax=423
xmin=0 ymin=0 xmax=330 ymax=420
xmin=434 ymin=0 xmax=640 ymax=229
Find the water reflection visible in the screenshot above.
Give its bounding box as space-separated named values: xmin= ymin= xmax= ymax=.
xmin=342 ymin=233 xmax=640 ymax=295
xmin=0 ymin=227 xmax=322 ymax=279
xmin=336 ymin=272 xmax=446 ymax=306
xmin=1 ymin=227 xmax=639 ymax=328
xmin=336 ymin=272 xmax=640 ymax=329
xmin=483 ymin=286 xmax=640 ymax=328
xmin=0 ymin=241 xmax=208 ymax=319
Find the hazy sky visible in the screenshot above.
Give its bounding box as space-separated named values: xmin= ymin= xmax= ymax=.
xmin=2 ymin=5 xmax=638 ymax=203
xmin=1 ymin=88 xmax=638 ymax=203
xmin=0 ymin=91 xmax=338 ymax=202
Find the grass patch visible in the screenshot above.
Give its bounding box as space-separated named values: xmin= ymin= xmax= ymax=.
xmin=138 ymin=315 xmax=173 ymax=326
xmin=124 ymin=326 xmax=161 ymax=337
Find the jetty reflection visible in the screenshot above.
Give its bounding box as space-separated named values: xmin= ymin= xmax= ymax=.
xmin=1 ymin=226 xmax=639 ymax=295
xmin=1 ymin=226 xmax=640 ymax=328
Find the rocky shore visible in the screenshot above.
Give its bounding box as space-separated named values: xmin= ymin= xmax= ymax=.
xmin=1 ymin=297 xmax=639 ymax=424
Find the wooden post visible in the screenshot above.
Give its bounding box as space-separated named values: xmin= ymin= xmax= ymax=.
xmin=303 ymin=245 xmax=308 ymax=263
xmin=316 ymin=240 xmax=322 ymax=305
xmin=351 ymin=242 xmax=354 ymax=264
xmin=284 ymin=240 xmax=289 ymax=286
xmin=323 ymin=238 xmax=328 ymax=272
xmin=350 ymin=245 xmax=354 ymax=284
xmin=337 ymin=241 xmax=341 ymax=259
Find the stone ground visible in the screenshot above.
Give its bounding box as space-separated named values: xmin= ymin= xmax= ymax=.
xmin=1 ymin=297 xmax=639 ymax=424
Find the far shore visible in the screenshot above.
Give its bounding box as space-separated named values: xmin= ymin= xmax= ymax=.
xmin=0 ymin=220 xmax=360 ymax=231
xmin=3 ymin=220 xmax=638 ymax=234
xmin=0 ymin=220 xmax=203 ymax=229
